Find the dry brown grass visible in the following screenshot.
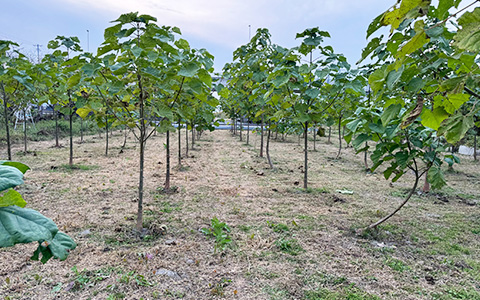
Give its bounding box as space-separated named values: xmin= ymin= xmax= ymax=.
xmin=0 ymin=128 xmax=479 ymax=299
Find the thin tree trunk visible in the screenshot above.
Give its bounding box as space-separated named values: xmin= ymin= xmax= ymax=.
xmin=68 ymin=96 xmax=73 ymax=167
xmin=313 ymin=123 xmax=317 ymax=151
xmin=120 ymin=127 xmax=128 ymax=153
xmin=336 ymin=116 xmax=342 ymax=159
xmin=260 ymin=116 xmax=264 ymax=157
xmin=185 ymin=124 xmax=189 ymax=158
xmin=136 ymin=74 xmax=146 ymax=232
xmin=54 ymin=105 xmax=59 ymax=148
xmin=1 ymin=83 xmax=12 ymax=160
xmin=247 ymin=120 xmax=250 ymax=145
xmin=233 ymin=118 xmax=236 ymax=135
xmin=275 ymin=125 xmax=278 ymax=141
xmin=328 ymin=126 xmax=331 ymax=144
xmin=80 ymin=119 xmax=84 ymax=143
xmin=422 ymin=172 xmax=430 ymax=193
xmin=23 ymin=108 xmax=27 ymax=154
xmin=266 ymin=124 xmax=274 ymax=169
xmin=239 ymin=118 xmax=243 ymax=141
xmin=364 ymin=142 xmax=369 ymax=170
xmin=105 ymin=114 xmax=109 ymax=157
xmin=191 ymin=123 xmax=195 ymax=149
xmin=474 ymin=134 xmax=477 ymax=161
xmin=165 ymin=130 xmax=171 ymax=190
xmin=304 ymin=122 xmax=308 ymax=189
xmin=178 ymin=119 xmax=182 ymax=167
xmin=368 ymin=173 xmax=420 ymax=229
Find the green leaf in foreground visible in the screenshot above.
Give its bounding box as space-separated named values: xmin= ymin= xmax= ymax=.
xmin=0 ymin=206 xmax=76 ymax=262
xmin=0 ymin=165 xmax=24 ymax=192
xmin=0 ymin=189 xmax=27 ymax=208
xmin=0 ymin=161 xmax=30 ymax=174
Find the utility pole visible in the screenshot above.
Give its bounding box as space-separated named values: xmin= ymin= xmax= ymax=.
xmin=34 ymin=44 xmax=42 ymax=63
xmin=86 ymin=30 xmax=90 ymax=52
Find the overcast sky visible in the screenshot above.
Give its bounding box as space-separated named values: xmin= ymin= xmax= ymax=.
xmin=0 ymin=0 xmax=391 ymax=71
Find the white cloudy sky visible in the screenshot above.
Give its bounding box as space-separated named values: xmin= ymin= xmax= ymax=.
xmin=0 ymin=0 xmax=391 ymax=71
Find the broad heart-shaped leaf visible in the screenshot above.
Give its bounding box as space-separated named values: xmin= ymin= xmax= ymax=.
xmin=154 ymin=102 xmax=174 ymax=121
xmin=67 ymin=72 xmax=82 ymax=89
xmin=382 ymin=0 xmax=430 ymax=33
xmin=436 ymin=0 xmax=460 ymax=20
xmin=443 ymin=93 xmax=470 ymax=114
xmin=178 ymin=62 xmax=200 ymax=78
xmin=76 ymin=108 xmax=92 ymax=119
xmin=0 ymin=161 xmax=29 ymax=174
xmin=346 ymin=119 xmax=365 ymax=133
xmin=31 ymin=231 xmax=77 ymax=263
xmin=386 ymin=65 xmax=404 ymax=90
xmin=381 ymin=104 xmax=402 ymax=127
xmin=396 ymin=31 xmax=429 ymax=59
xmin=421 ymin=107 xmax=449 ymax=130
xmin=454 ymin=7 xmax=480 ymax=52
xmin=427 ymin=166 xmax=446 ymax=190
xmin=47 ymin=231 xmax=77 ymax=261
xmin=358 ymin=37 xmax=381 ymax=64
xmin=0 ymin=165 xmax=24 ymax=192
xmin=369 ymin=122 xmax=386 ymax=134
xmin=368 ymin=65 xmax=387 ymax=94
xmin=0 ymin=206 xmax=58 ymax=247
xmin=352 ymin=133 xmax=371 ymax=149
xmin=0 ymin=189 xmax=26 ymax=208
xmin=438 ymin=113 xmax=474 ymax=143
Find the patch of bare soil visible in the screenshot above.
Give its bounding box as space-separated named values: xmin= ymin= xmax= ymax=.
xmin=0 ymin=128 xmax=479 ymax=299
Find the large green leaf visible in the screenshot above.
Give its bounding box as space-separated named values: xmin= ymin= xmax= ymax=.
xmin=30 ymin=230 xmax=77 ymax=263
xmin=386 ymin=65 xmax=404 ymax=90
xmin=178 ymin=62 xmax=200 ymax=78
xmin=0 ymin=206 xmax=58 ymax=247
xmin=438 ymin=114 xmax=474 ymax=143
xmin=0 ymin=161 xmax=29 ymax=174
xmin=47 ymin=231 xmax=77 ymax=261
xmin=0 ymin=189 xmax=26 ymax=208
xmin=381 ymin=104 xmax=402 ymax=127
xmin=427 ymin=166 xmax=446 ymax=189
xmin=421 ymin=107 xmax=449 ymax=130
xmin=358 ymin=37 xmax=381 ymax=64
xmin=352 ymin=133 xmax=371 ymax=149
xmin=454 ymin=7 xmax=480 ymax=52
xmin=0 ymin=165 xmax=24 ymax=192
xmin=396 ymin=31 xmax=429 ymax=59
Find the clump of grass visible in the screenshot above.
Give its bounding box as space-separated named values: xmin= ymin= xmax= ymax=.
xmin=267 ymin=221 xmax=290 ymax=233
xmin=275 ymin=238 xmax=304 ymax=256
xmin=53 ymin=164 xmax=99 ymax=172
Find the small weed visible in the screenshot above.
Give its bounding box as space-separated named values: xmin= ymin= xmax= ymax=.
xmin=118 ymin=271 xmax=153 ymax=287
xmin=157 ymin=201 xmax=182 ymax=213
xmin=210 ymin=278 xmax=231 ymax=296
xmin=384 ymin=257 xmax=409 ymax=272
xmin=164 ymin=289 xmax=185 ymax=298
xmin=275 ymin=238 xmax=304 ymax=256
xmin=267 ymin=221 xmax=290 ymax=233
xmin=107 ymin=293 xmax=126 ymax=300
xmin=238 ymin=224 xmax=251 ymax=232
xmin=201 ymin=217 xmax=232 ymax=253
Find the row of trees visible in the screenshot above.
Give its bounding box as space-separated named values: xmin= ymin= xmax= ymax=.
xmin=0 ymin=13 xmax=220 ymax=262
xmin=218 ymin=0 xmax=480 ymax=228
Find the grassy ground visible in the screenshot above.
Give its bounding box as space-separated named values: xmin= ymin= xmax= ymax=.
xmin=0 ymin=118 xmax=103 ymax=145
xmin=0 ymin=128 xmax=479 ymax=300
